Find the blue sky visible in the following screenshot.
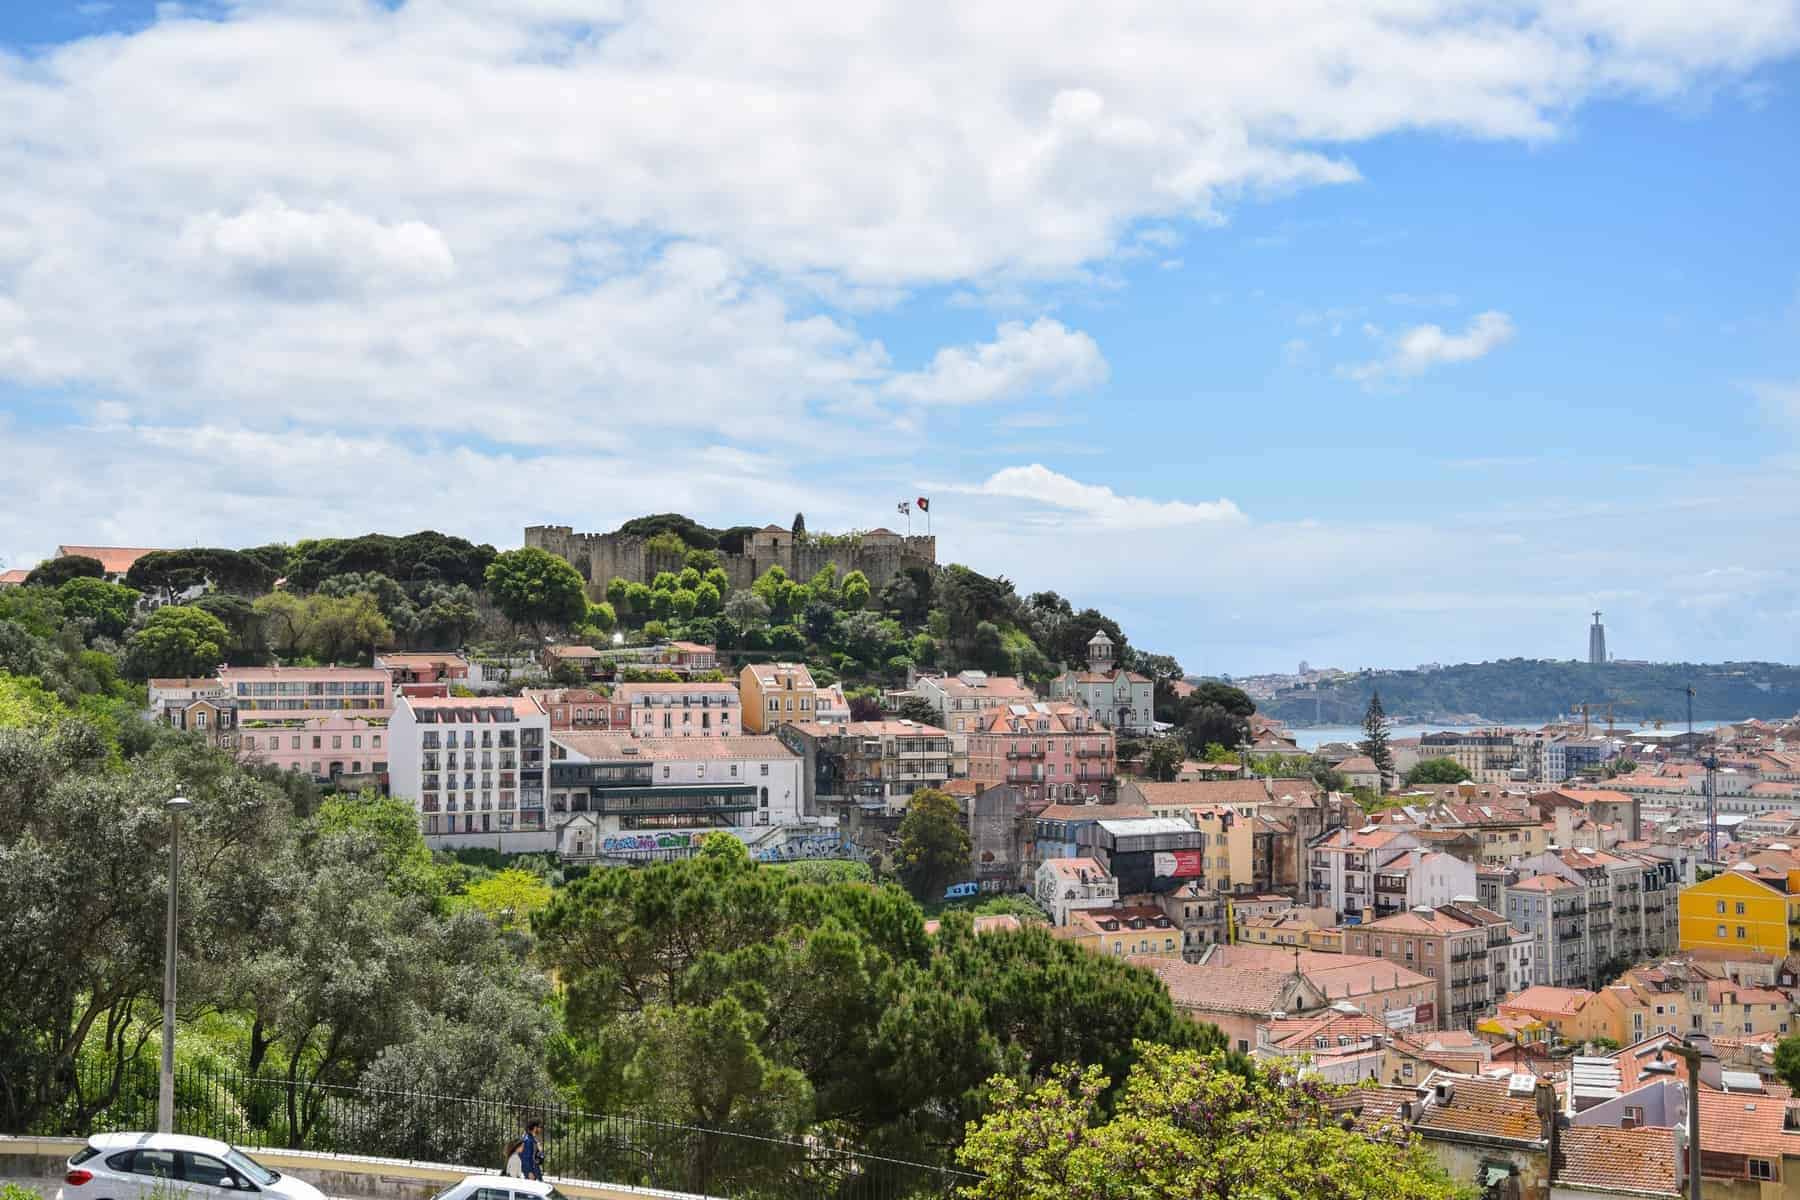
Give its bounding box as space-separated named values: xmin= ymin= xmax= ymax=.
xmin=1 ymin=1 xmax=1797 ymax=676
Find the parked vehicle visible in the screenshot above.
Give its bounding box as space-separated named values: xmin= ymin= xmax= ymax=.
xmin=57 ymin=1133 xmax=325 ymax=1200
xmin=429 ymin=1176 xmax=569 ymax=1200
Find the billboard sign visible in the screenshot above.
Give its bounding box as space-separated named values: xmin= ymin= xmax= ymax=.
xmin=1152 ymin=850 xmax=1203 ymax=879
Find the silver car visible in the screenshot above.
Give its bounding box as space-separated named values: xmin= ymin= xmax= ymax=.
xmin=57 ymin=1133 xmax=326 ymax=1200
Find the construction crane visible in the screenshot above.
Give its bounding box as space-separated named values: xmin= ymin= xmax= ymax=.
xmin=1568 ymin=700 xmax=1634 ymax=737
xmin=1687 ymin=685 xmax=1720 ymax=864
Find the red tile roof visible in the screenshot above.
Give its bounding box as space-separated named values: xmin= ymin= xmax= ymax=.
xmin=1500 ymin=986 xmax=1597 ymax=1018
xmin=1557 ymin=1125 xmax=1678 ymax=1195
xmin=1412 ymin=1074 xmax=1546 ymax=1144
xmin=1698 ymin=1083 xmax=1791 ymax=1160
xmin=56 ymin=545 xmax=164 ymax=574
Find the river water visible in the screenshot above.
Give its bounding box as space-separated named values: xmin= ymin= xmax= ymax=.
xmin=1287 ymin=718 xmax=1736 ymax=751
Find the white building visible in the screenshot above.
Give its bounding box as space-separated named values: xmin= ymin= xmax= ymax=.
xmin=1034 ymin=856 xmax=1120 ymax=926
xmin=548 ymin=732 xmax=804 ymax=861
xmin=389 ymin=694 xmax=551 ymax=848
xmin=612 ymin=681 xmax=741 ymax=737
xmin=1047 ymin=631 xmax=1154 ymax=736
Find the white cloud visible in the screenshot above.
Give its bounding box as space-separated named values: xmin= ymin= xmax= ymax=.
xmin=886 ymin=319 xmax=1106 ymax=407
xmin=1342 ymin=310 xmax=1516 ymax=384
xmin=947 ymin=464 xmax=1244 ymax=529
xmin=181 ymin=195 xmax=455 ymax=298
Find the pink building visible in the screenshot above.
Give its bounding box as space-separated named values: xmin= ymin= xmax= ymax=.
xmin=224 ymin=665 xmax=392 ymax=786
xmin=613 ymin=682 xmax=741 ymax=737
xmin=966 ymin=701 xmax=1115 ymax=805
xmin=238 ymin=713 xmax=389 ymax=783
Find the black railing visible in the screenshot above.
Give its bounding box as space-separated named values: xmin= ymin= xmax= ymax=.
xmin=25 ymin=1061 xmax=975 ymax=1200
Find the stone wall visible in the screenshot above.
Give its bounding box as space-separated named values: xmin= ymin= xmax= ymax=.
xmin=524 ymin=525 xmax=937 ymax=597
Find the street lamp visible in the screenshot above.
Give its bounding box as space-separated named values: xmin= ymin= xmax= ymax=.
xmin=158 ymin=795 xmax=192 ymax=1134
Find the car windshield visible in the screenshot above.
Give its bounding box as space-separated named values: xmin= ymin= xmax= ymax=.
xmin=224 ymin=1150 xmax=278 ymax=1186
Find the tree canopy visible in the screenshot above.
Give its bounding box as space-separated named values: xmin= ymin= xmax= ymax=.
xmin=1403 ymin=757 xmax=1471 ymax=785
xmin=958 ymin=1044 xmax=1466 ymax=1200
xmin=484 ymin=547 xmax=589 ymax=634
xmin=24 ymin=555 xmax=105 ymax=588
xmin=895 ymin=787 xmax=970 ymax=901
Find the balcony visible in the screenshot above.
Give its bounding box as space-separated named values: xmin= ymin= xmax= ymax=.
xmin=1470 ymin=972 xmax=1490 ymax=985
xmin=1451 ymin=951 xmax=1473 ymax=962
xmin=1075 ymin=747 xmax=1109 ymax=758
xmin=1006 ymin=748 xmax=1046 ymax=760
xmin=1076 ymin=770 xmax=1112 ymax=782
xmin=594 ymin=787 xmax=758 ymax=818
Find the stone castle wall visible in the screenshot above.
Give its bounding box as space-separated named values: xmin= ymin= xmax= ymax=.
xmin=524 ymin=524 xmax=938 ymax=596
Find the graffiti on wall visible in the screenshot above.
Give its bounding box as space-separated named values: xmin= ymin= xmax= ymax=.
xmin=753 ymin=830 xmax=868 ymax=862
xmin=602 ymin=832 xmax=696 ymax=855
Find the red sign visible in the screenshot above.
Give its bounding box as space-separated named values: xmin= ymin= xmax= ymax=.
xmin=1153 ymin=850 xmax=1203 ymax=879
xmin=1414 ymin=1003 xmax=1435 ymax=1027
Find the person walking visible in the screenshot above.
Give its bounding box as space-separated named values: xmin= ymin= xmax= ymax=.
xmin=519 ymin=1121 xmax=545 ymax=1181
xmin=503 ymin=1139 xmax=525 ymax=1178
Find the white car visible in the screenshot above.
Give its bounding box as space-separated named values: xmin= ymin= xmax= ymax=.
xmin=429 ymin=1177 xmax=568 ymax=1200
xmin=58 ymin=1133 xmax=326 ymax=1200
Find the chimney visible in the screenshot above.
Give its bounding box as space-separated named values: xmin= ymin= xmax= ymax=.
xmin=1535 ymin=1078 xmax=1560 ymax=1176
xmin=1555 ymin=803 xmax=1576 ymax=849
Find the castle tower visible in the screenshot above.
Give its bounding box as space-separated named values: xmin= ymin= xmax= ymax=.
xmin=1086 ymin=629 xmax=1115 ymax=674
xmin=1588 ymin=611 xmax=1607 ymax=665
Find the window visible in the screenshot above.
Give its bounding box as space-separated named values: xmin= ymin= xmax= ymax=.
xmin=1749 ymin=1160 xmax=1774 ymax=1181
xmin=129 ymin=1150 xmax=178 ymax=1179
xmin=761 ymin=763 xmax=769 ymax=776
xmin=1718 ymin=924 xmax=1728 ymax=938
xmin=181 ymin=1153 xmax=235 ymax=1188
xmin=663 ymin=766 xmax=671 ymax=778
xmin=1717 ymin=900 xmax=1727 ymax=914
xmin=353 ymin=735 xmax=362 ymax=749
xmin=1737 ymin=901 xmax=1747 ymax=915
xmin=1738 ymin=926 xmax=1747 ymax=940
xmin=291 ymin=735 xmax=301 ymax=750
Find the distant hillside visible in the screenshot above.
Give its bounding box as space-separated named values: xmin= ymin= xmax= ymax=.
xmin=1259 ymin=659 xmax=1800 ymax=727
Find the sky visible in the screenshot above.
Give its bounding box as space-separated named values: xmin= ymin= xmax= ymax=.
xmin=1 ymin=1 xmax=1798 ymax=676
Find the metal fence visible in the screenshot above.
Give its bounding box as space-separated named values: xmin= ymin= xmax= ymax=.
xmin=29 ymin=1061 xmax=978 ymax=1200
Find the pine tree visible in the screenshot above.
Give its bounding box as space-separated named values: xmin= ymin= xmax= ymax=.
xmin=791 ymin=512 xmax=806 ymax=537
xmin=1360 ymin=689 xmax=1394 ymax=787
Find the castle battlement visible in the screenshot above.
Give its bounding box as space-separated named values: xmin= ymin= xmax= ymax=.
xmin=525 ymin=523 xmax=937 ymax=595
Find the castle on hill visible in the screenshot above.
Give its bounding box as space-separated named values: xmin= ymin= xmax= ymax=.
xmin=525 ymin=522 xmax=937 ymax=596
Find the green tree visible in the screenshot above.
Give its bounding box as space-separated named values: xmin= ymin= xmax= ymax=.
xmin=586 ymin=600 xmax=617 ymax=634
xmin=1403 ymin=756 xmax=1471 ymax=785
xmin=299 ymin=593 xmax=393 ymax=662
xmin=605 ymin=576 xmax=631 ymax=611
xmin=895 ymin=696 xmax=940 ymax=725
xmin=1145 ymin=737 xmax=1185 ymax=782
xmin=1178 ymin=682 xmax=1255 ymax=757
xmin=840 ymin=568 xmax=871 ymax=611
xmin=671 ymin=588 xmax=699 ymax=621
xmin=124 ymin=605 xmax=231 ymax=678
xmin=791 ymin=512 xmax=806 ymax=537
xmin=1361 ymin=690 xmax=1395 ymax=784
xmin=624 ymin=582 xmax=653 ymax=622
xmin=484 ymin=547 xmax=589 ymax=635
xmin=56 ymin=578 xmax=140 ymax=641
xmin=693 ymin=581 xmax=722 ymax=617
xmin=651 ymin=570 xmax=679 ymax=593
xmin=253 ymin=591 xmax=311 ymax=659
xmin=24 ymin=555 xmax=104 ymax=588
xmin=894 ymin=788 xmax=970 ymax=901
xmin=958 ymin=1045 xmax=1467 ymax=1200
xmin=684 ymin=548 xmax=722 ymax=574
xmin=724 ymin=589 xmax=771 ymax=630
xmin=1774 ymin=1034 xmax=1800 ymax=1091
xmin=461 ymin=867 xmax=553 ymax=930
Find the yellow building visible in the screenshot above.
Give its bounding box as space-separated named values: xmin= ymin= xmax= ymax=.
xmin=1677 ymin=866 xmax=1800 ymax=958
xmin=1188 ymin=803 xmax=1256 ymax=889
xmin=738 ymin=662 xmax=818 ymax=733
xmin=1052 ymin=906 xmax=1184 ymax=963
xmin=1587 ymin=963 xmax=1794 ymax=1044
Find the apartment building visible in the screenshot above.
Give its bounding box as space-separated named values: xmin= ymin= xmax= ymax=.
xmin=1418 ymin=730 xmax=1520 ymax=783
xmin=1677 ymin=865 xmax=1800 ymax=957
xmin=1545 ymin=736 xmax=1617 ymax=782
xmin=521 ymin=687 xmax=627 ymax=731
xmin=739 ymin=662 xmax=819 ymax=733
xmin=612 ymin=681 xmax=741 ymax=737
xmin=965 ymin=701 xmax=1114 ymax=805
xmin=838 ymin=723 xmax=957 ymax=816
xmin=388 ymin=695 xmax=549 ymax=845
xmin=546 ymin=732 xmax=802 ymax=859
xmin=1505 ymin=874 xmax=1590 ymax=986
xmin=1034 ymin=857 xmax=1119 ymax=925
xmin=1589 ymin=960 xmax=1794 ymax=1044
xmin=1342 ymin=903 xmax=1522 ymax=1029
xmin=1515 ymin=842 xmax=1678 ymax=971
xmin=912 ymin=670 xmax=1037 ymax=733
xmin=1053 ymin=906 xmax=1184 ymax=963
xmin=373 ymin=652 xmax=471 ymax=688
xmin=222 ymin=664 xmax=390 ymax=716
xmin=238 ymin=714 xmax=387 ymax=782
xmin=1306 ymin=825 xmax=1423 ymax=920
xmin=148 ymin=677 xmax=235 ymax=750
xmin=812 ymin=682 xmax=851 ymax=728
